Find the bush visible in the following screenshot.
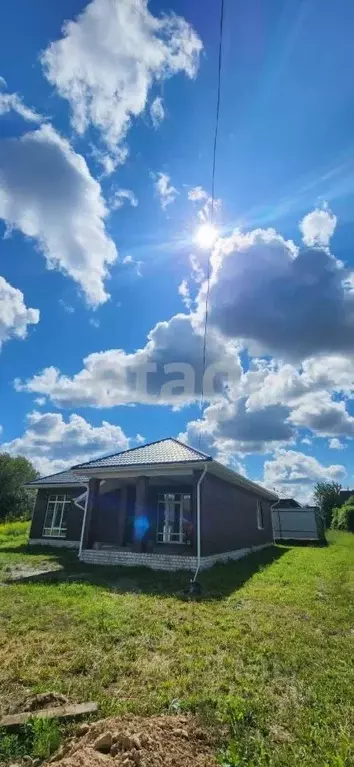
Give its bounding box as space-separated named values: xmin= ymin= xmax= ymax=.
xmin=331 ymin=502 xmax=354 ymax=532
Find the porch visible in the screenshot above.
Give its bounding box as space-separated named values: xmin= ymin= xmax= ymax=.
xmin=80 ymin=471 xmax=199 ymax=558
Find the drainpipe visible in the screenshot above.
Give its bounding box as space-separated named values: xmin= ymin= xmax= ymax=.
xmin=192 ymin=464 xmax=208 ymax=583
xmin=78 ymin=485 xmax=90 ymax=558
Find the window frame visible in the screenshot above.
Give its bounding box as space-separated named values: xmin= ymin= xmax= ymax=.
xmin=156 ymin=491 xmax=192 ymax=544
xmin=256 ymin=500 xmax=264 ymax=530
xmin=42 ymin=494 xmax=71 ymax=538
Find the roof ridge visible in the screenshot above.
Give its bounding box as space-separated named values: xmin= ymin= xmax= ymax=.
xmin=72 ymin=437 xmax=210 ymax=470
xmin=168 ymin=437 xmax=211 ymax=459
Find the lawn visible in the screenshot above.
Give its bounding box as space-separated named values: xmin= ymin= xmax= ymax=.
xmin=0 ymin=523 xmax=353 ymax=766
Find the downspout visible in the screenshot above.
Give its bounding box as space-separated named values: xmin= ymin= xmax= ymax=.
xmin=192 ymin=464 xmax=208 ymax=583
xmin=78 ymin=485 xmax=89 ymax=558
xmin=78 ymin=479 xmax=106 ymax=558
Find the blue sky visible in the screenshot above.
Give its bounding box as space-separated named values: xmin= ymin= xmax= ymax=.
xmin=1 ymin=0 xmax=354 ymax=501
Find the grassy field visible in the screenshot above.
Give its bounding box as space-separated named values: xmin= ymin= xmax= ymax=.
xmin=0 ymin=522 xmax=353 ymax=766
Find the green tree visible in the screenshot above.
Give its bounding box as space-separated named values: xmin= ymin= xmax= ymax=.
xmin=0 ymin=453 xmax=38 ymax=521
xmin=313 ymin=481 xmax=342 ymax=528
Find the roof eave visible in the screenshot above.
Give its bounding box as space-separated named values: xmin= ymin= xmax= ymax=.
xmin=25 ymin=481 xmax=88 ymax=489
xmin=71 ymin=458 xmax=212 ymax=478
xmin=208 ymin=460 xmax=278 ymax=501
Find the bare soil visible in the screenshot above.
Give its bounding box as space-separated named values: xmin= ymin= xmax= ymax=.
xmin=49 ymin=715 xmax=220 ymax=767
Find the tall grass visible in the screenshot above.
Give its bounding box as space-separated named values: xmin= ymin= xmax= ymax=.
xmin=0 ymin=519 xmax=29 ymax=546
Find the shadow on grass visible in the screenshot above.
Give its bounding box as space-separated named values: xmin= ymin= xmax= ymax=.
xmin=1 ymin=543 xmax=289 ymax=600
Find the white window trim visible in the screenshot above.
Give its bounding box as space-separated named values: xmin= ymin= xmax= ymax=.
xmin=43 ymin=494 xmax=71 ymax=538
xmin=256 ymin=500 xmax=264 ymax=530
xmin=157 ymin=492 xmax=191 ymax=545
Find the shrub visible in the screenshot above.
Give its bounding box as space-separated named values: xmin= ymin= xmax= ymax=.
xmin=331 ymin=503 xmax=354 ymax=532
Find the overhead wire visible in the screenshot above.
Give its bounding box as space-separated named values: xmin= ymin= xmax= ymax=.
xmin=198 ymin=0 xmax=225 ymax=448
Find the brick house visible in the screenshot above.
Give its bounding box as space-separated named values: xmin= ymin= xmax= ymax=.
xmin=27 ymin=438 xmax=277 ymax=571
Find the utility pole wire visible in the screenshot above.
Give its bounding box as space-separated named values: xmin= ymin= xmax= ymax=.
xmin=198 ymin=0 xmax=225 ymax=448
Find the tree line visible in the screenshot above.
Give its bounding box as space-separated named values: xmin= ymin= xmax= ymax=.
xmin=0 ymin=453 xmax=38 ymax=521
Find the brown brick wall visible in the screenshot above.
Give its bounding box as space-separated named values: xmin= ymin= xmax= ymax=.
xmin=200 ymin=473 xmax=273 ymax=556
xmin=29 ymin=486 xmax=86 ymax=542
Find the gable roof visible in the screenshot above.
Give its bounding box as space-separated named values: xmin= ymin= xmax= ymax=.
xmin=73 ymin=438 xmax=211 ymax=471
xmin=26 ymin=468 xmax=88 ymax=488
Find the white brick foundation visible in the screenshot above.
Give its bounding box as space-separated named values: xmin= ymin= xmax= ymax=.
xmin=80 ymin=543 xmax=271 ymax=571
xmin=29 ymin=538 xmax=79 ymax=549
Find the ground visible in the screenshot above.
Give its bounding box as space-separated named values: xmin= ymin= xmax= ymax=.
xmin=0 ymin=521 xmax=353 ymax=766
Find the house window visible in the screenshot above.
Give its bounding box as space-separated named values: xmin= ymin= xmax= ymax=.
xmin=157 ymin=492 xmax=192 ymax=544
xmin=257 ymin=500 xmax=264 ymax=530
xmin=43 ymin=495 xmax=71 ymax=538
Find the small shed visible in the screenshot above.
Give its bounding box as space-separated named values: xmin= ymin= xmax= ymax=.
xmin=272 ymin=502 xmax=325 ymax=542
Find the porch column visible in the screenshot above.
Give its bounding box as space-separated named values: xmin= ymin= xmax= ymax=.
xmin=117 ymin=484 xmax=128 ymax=546
xmin=132 ymin=476 xmax=149 ymax=551
xmin=81 ymin=478 xmax=100 ymax=550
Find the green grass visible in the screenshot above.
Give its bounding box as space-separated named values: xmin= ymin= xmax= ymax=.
xmin=0 ymin=522 xmax=353 ymax=766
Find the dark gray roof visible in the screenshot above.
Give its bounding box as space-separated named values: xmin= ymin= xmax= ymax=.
xmin=74 ymin=438 xmax=211 ymax=471
xmin=26 ymin=469 xmax=88 ymax=487
xmin=272 ymin=498 xmax=301 ymax=509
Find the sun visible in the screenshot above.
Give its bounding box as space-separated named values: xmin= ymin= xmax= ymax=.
xmin=194 ymin=222 xmax=219 ymax=249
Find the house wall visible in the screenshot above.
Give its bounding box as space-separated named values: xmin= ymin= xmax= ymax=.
xmin=200 ymin=473 xmax=273 ymax=556
xmin=29 ymin=486 xmax=86 ymax=544
xmin=93 ymin=488 xmax=122 ymax=545
xmin=84 ymin=475 xmax=197 ymax=552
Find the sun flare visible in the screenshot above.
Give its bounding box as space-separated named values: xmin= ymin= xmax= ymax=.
xmin=194 ymin=223 xmax=219 ymax=249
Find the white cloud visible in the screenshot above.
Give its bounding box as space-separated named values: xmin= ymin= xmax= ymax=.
xmin=245 ymin=355 xmax=354 ymax=413
xmin=262 ymin=449 xmax=346 ymax=504
xmin=290 ymin=391 xmax=354 ymax=437
xmin=300 ymin=205 xmax=337 ymax=247
xmin=188 ymin=186 xmax=208 ymax=202
xmin=34 ymin=397 xmax=46 ymax=407
xmin=110 ymin=188 xmax=138 ymax=210
xmin=0 ymin=276 xmax=39 ymax=349
xmin=41 ymin=0 xmax=202 ymax=171
xmin=0 ymin=124 xmax=117 ymax=306
xmin=89 ymin=317 xmax=100 ymax=329
xmin=122 ymin=255 xmax=142 ymax=276
xmin=0 ymin=76 xmax=6 ymax=89
xmin=329 ymin=437 xmax=345 ymax=450
xmin=203 ymin=225 xmax=354 ymax=360
xmin=153 ymin=172 xmax=178 ymax=210
xmin=59 ymin=299 xmax=75 ymax=314
xmin=2 ymin=411 xmax=130 ymax=476
xmin=242 ymin=356 xmax=354 ymax=441
xmin=15 ymin=312 xmax=241 ymax=408
xmin=181 ymin=394 xmax=295 ymax=458
xmin=150 ymin=96 xmax=164 ymax=128
xmin=178 ymin=279 xmax=192 ymax=309
xmin=0 ymin=89 xmax=43 ymax=123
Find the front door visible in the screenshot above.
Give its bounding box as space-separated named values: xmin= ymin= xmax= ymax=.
xmin=157 ymin=492 xmax=192 ymax=544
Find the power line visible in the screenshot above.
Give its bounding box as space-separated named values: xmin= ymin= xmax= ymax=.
xmin=198 ymin=0 xmax=225 ymax=446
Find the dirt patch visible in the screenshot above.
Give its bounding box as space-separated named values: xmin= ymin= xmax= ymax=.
xmin=3 ymin=565 xmax=62 ymax=583
xmin=48 ymin=715 xmax=220 ymax=767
